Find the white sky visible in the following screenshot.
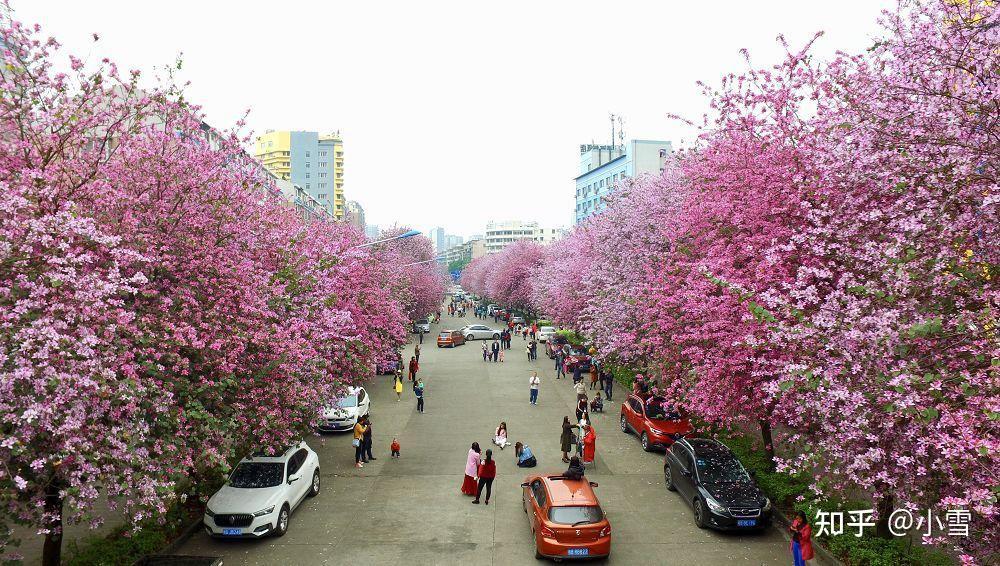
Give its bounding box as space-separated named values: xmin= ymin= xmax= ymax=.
xmin=15 ymin=1 xmax=893 ymax=238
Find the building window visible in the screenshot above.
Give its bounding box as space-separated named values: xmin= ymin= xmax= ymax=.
xmin=319 ymin=162 xmax=327 ymax=167
xmin=306 ymin=183 xmax=311 ymax=189
xmin=319 ymin=183 xmax=327 ymax=188
xmin=319 ymin=194 xmax=328 ymax=199
xmin=320 ymin=151 xmax=327 ymax=157
xmin=659 ymin=149 xmax=668 ymax=158
xmin=319 ymin=173 xmax=327 ymax=178
xmin=613 ymin=174 xmax=618 ymax=182
xmin=305 ymin=163 xmax=310 ymax=168
xmin=599 ymin=179 xmax=604 ymax=187
xmin=306 ymin=151 xmax=311 ymax=157
xmin=306 ymin=173 xmax=311 ymax=179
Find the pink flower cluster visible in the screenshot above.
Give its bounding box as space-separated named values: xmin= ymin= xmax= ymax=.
xmin=0 ymin=16 xmax=435 ymax=561
xmin=531 ymin=1 xmax=998 ymax=561
xmin=461 ymin=240 xmax=544 ymax=311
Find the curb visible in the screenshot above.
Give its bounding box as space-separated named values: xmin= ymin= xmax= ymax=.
xmin=772 ymin=506 xmax=843 ymax=566
xmin=158 ymin=514 xmax=204 ymax=556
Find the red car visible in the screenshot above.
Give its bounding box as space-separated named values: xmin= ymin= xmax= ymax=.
xmin=562 ymin=346 xmax=592 ymax=374
xmin=436 ymin=330 xmax=466 ymax=348
xmin=521 ymin=474 xmax=611 ymax=560
xmin=620 ymin=394 xmax=692 ymax=451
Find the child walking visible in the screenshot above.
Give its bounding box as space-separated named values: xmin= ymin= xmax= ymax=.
xmin=390 ymin=438 xmax=401 ymax=458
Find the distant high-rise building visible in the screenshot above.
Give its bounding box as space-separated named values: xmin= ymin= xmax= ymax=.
xmin=484 ymin=220 xmax=560 ymax=254
xmin=574 ymin=139 xmax=672 ymax=224
xmin=428 ymin=227 xmax=446 ymax=252
xmin=345 ymin=200 xmax=365 ymax=232
xmin=255 ymin=130 xmax=346 ymax=220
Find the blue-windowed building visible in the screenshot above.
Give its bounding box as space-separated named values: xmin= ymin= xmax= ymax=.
xmin=574 ymin=139 xmax=673 ymax=224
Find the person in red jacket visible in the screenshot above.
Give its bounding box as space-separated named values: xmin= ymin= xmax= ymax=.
xmin=472 ymin=449 xmax=496 ymax=505
xmin=408 ymin=356 xmax=419 ymax=381
xmin=789 ymin=511 xmax=814 ymax=565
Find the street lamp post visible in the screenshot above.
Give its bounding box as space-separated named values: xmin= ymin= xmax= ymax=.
xmin=354 ymin=229 xmax=421 ymax=249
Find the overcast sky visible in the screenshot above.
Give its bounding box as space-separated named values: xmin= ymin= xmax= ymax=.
xmin=15 ymin=1 xmax=893 ymax=238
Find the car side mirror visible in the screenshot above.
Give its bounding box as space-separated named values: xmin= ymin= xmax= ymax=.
xmin=589 ymin=482 xmax=599 ymax=488
xmin=520 ymin=482 xmax=529 ymax=487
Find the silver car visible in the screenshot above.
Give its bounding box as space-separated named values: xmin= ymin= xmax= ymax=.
xmin=461 ymin=324 xmax=501 ymax=341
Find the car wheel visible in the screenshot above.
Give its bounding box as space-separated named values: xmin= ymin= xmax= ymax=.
xmin=309 ymin=470 xmax=320 ymax=497
xmin=466 ymin=334 xmax=475 ymax=341
xmin=492 ymin=333 xmax=500 ymax=340
xmin=664 ymin=462 xmax=677 ymax=491
xmin=619 ymin=414 xmax=629 ymax=434
xmin=275 ymin=504 xmax=290 ymax=537
xmin=693 ymin=498 xmax=708 ymax=529
xmin=534 ymin=547 xmax=543 ymax=560
xmin=641 ymin=432 xmax=652 ymax=452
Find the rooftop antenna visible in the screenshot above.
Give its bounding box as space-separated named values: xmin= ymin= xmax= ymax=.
xmin=617 ymin=115 xmax=625 ymax=150
xmin=609 ymin=112 xmax=616 ymax=161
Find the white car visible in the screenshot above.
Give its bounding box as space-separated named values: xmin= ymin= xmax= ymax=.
xmin=318 ymin=386 xmax=370 ymax=432
xmin=461 ymin=324 xmax=501 ymax=341
xmin=204 ymin=441 xmax=321 ymax=538
xmin=537 ymin=326 xmax=557 ymax=342
xmin=510 ymin=316 xmax=526 ymax=325
xmin=486 ymin=304 xmax=499 ymax=316
xmin=412 ymin=318 xmax=431 ymax=334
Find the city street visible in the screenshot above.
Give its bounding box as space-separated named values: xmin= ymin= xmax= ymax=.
xmin=175 ymin=312 xmax=791 ymax=565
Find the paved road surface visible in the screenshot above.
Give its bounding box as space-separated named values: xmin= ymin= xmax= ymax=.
xmin=176 ymin=311 xmax=791 ymax=565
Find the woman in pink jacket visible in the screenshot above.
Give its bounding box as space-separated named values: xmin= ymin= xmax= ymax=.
xmin=461 ymin=442 xmax=481 ymax=496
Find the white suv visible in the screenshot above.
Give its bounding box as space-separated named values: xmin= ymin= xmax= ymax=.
xmin=204 ymin=441 xmax=321 ymax=538
xmin=318 ymin=386 xmax=370 ymax=432
xmin=537 ymin=326 xmax=557 ymax=342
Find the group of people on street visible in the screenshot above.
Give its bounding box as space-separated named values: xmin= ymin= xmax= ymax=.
xmin=482 ymin=340 xmax=503 ymax=362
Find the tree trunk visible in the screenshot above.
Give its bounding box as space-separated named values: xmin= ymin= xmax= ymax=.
xmin=875 ymin=494 xmax=894 ymax=538
xmin=42 ymin=482 xmax=64 ymax=566
xmin=759 ymin=418 xmax=776 ymax=472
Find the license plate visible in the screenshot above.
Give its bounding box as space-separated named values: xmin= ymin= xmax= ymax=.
xmin=222 ymin=528 xmax=242 ymax=536
xmin=737 ymin=519 xmax=757 ymax=527
xmin=567 ymin=548 xmax=589 ymax=556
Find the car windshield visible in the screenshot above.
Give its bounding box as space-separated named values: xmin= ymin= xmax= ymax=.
xmin=696 ymin=455 xmax=751 ymax=484
xmin=336 ymin=395 xmax=358 ymax=408
xmin=439 ymin=332 xmax=452 ymax=338
xmin=541 ymin=327 xmax=555 ymax=333
xmin=646 ymin=398 xmax=681 ymax=420
xmin=416 ymin=319 xmax=428 ymax=325
xmin=548 ymin=505 xmax=603 ymax=525
xmin=229 ymin=462 xmax=284 ymax=488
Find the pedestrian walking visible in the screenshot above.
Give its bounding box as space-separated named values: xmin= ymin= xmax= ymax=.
xmin=574 ymin=379 xmax=588 ymax=402
xmin=394 ymin=374 xmax=403 ymax=401
xmin=493 ymin=421 xmax=509 ymax=449
xmin=575 ymin=397 xmax=588 ymax=423
xmin=529 ymin=371 xmax=540 ymax=405
xmin=418 ymin=329 xmax=424 ymax=344
xmin=498 ymin=347 xmax=505 ymax=363
xmin=531 ymin=323 xmax=538 ymax=340
xmin=491 ymin=340 xmax=499 ymax=362
xmin=414 ymin=379 xmax=425 ymax=413
xmin=415 ymin=343 xmax=421 ymax=362
xmin=353 ymin=418 xmax=367 ymax=468
xmin=582 ymin=423 xmax=597 ymax=467
xmin=604 ymin=371 xmax=613 ymax=401
xmin=572 ymin=363 xmax=583 ymax=384
xmin=482 ymin=342 xmax=489 ymax=362
xmin=555 ymin=352 xmax=566 ymax=379
xmin=462 ymin=443 xmax=481 ymax=496
xmin=560 ymin=416 xmax=574 ymax=463
xmin=530 ymin=339 xmax=538 ymax=360
xmin=390 ymin=437 xmax=401 ymax=458
xmin=525 ymin=343 xmax=532 ymax=362
xmin=522 ymin=327 xmax=528 ymax=341
xmin=472 ymin=449 xmax=496 ymax=505
xmin=408 ymin=356 xmax=419 ymax=381
xmin=789 ymin=511 xmax=814 ymax=566
xmin=590 ymin=365 xmax=599 ymax=390
xmin=515 ymin=442 xmax=537 ymax=467
xmin=362 ymin=415 xmax=376 ymax=462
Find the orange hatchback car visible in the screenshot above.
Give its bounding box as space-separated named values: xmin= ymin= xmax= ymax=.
xmin=436 ymin=329 xmax=466 ymax=348
xmin=521 ymin=474 xmax=611 ymax=560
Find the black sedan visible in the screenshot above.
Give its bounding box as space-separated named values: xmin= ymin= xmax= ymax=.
xmin=664 ymin=438 xmax=772 ymax=530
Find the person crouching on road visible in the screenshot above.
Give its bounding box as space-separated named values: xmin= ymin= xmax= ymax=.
xmin=390 ymin=438 xmax=401 ymax=459
xmin=515 ymin=442 xmax=536 ymax=467
xmin=564 ymin=456 xmax=585 ymax=480
xmin=472 ymin=449 xmax=496 ymax=505
xmin=493 ymin=421 xmax=509 ymax=449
